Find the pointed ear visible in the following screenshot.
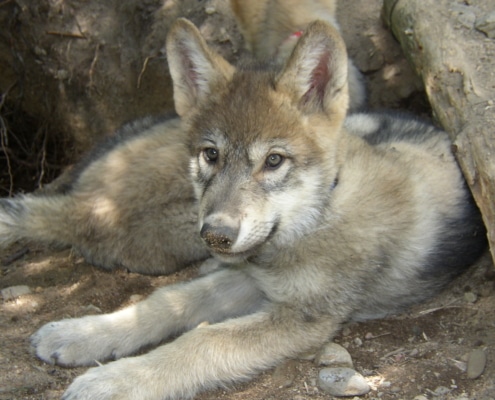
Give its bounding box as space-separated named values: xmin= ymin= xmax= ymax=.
xmin=166 ymin=18 xmax=235 ymax=117
xmin=275 ymin=20 xmax=349 ymax=118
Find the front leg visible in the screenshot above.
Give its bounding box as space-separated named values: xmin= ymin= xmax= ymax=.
xmin=31 ymin=267 xmax=264 ymax=366
xmin=62 ymin=306 xmax=340 ymax=400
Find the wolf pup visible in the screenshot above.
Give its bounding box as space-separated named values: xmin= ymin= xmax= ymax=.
xmin=0 ymin=116 xmax=209 ymax=275
xmin=230 ymin=0 xmax=366 ymax=110
xmin=30 ymin=19 xmax=485 ymax=400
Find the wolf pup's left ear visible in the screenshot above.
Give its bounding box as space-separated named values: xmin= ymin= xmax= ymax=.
xmin=166 ymin=18 xmax=235 ymax=117
xmin=275 ymin=20 xmax=349 ymax=119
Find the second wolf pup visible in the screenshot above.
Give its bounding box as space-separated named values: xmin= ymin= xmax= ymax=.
xmin=230 ymin=0 xmax=366 ymax=110
xmin=0 ymin=116 xmax=209 ymax=274
xmin=30 ymin=19 xmax=486 ymax=400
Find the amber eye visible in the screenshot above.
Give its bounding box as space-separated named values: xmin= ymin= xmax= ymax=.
xmin=203 ymin=148 xmax=219 ymax=163
xmin=265 ymin=154 xmax=284 ymax=169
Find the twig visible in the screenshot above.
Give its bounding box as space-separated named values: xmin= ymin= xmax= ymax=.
xmin=365 ymin=332 xmax=391 ymax=340
xmin=0 ymin=83 xmax=16 ymax=196
xmin=0 ymin=118 xmax=12 ymax=196
xmin=46 ymin=31 xmax=86 ymax=39
xmin=137 ymin=56 xmax=154 ymax=89
xmin=88 ymin=44 xmax=100 ymax=88
xmin=418 ymin=298 xmax=461 ymax=315
xmin=380 ymin=347 xmax=405 ymax=360
xmin=36 ymin=128 xmax=48 ymax=188
xmin=0 ymin=146 xmax=63 ymax=169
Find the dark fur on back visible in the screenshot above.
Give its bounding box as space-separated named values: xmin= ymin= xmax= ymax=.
xmin=345 ymin=111 xmax=487 ymax=286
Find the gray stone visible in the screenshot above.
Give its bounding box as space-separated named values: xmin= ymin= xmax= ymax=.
xmin=315 ymin=342 xmax=353 ymax=368
xmin=464 ymin=291 xmax=477 ymax=303
xmin=467 ymin=349 xmax=486 ymax=379
xmin=318 ymin=367 xmax=370 ymax=397
xmin=431 ymin=386 xmax=451 ymax=396
xmin=1 ymin=285 xmax=31 ymax=301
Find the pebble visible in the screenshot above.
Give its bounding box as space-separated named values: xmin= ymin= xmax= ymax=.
xmin=476 ymin=11 xmax=495 ymax=39
xmin=205 ymin=6 xmax=216 ymax=15
xmin=315 ymin=342 xmax=353 ymax=368
xmin=341 ymin=326 xmax=352 ymax=336
xmin=318 ymin=367 xmax=370 ymax=397
xmin=1 ymin=285 xmax=31 ymax=301
xmin=81 ymin=304 xmax=102 ymax=314
xmin=431 ymin=386 xmax=451 ymax=396
xmin=466 ymin=349 xmax=486 ymax=379
xmin=464 ymin=291 xmax=477 ymax=303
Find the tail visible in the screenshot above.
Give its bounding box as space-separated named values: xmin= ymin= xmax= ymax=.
xmin=0 ymin=194 xmax=74 ymax=249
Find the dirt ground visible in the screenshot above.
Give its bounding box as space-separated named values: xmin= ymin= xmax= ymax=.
xmin=1 ymin=0 xmax=494 ymax=399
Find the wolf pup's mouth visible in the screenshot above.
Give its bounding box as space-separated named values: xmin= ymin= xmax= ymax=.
xmin=201 ymin=219 xmax=279 ymax=262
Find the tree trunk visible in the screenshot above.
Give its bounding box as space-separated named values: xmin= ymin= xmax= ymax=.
xmin=383 ymin=0 xmax=495 ymax=263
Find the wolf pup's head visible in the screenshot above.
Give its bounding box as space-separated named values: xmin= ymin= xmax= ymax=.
xmin=166 ymin=19 xmax=349 ymax=262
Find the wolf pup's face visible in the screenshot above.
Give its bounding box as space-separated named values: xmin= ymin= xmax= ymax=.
xmin=167 ymin=19 xmax=349 ymax=262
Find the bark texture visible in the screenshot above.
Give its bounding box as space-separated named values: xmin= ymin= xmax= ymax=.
xmin=383 ymin=0 xmax=495 ymax=263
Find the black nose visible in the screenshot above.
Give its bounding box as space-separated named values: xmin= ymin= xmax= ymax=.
xmin=200 ymin=223 xmax=237 ymax=252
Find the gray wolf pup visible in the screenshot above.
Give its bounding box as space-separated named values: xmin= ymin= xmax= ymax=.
xmin=0 ymin=116 xmax=209 ymax=275
xmin=30 ymin=19 xmax=485 ymax=400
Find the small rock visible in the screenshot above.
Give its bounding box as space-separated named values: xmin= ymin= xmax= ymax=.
xmin=431 ymin=386 xmax=451 ymax=396
xmin=353 ymin=337 xmax=363 ymax=347
xmin=409 ymin=348 xmax=419 ymax=357
xmin=205 ymin=6 xmax=216 ymax=14
xmin=1 ymin=285 xmax=31 ymax=301
xmin=464 ymin=291 xmax=477 ymax=303
xmin=315 ymin=342 xmax=353 ymax=368
xmin=414 ymin=396 xmax=428 ymax=400
xmin=81 ymin=304 xmax=102 ymax=314
xmin=476 ymin=11 xmax=495 ymax=38
xmin=318 ymin=367 xmax=370 ymax=397
xmin=466 ymin=349 xmax=486 ymax=379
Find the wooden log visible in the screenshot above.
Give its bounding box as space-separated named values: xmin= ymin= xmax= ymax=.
xmin=383 ymin=0 xmax=495 ymax=263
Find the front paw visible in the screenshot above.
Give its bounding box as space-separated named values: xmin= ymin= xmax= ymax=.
xmin=62 ymin=359 xmax=160 ymax=400
xmin=31 ymin=318 xmax=115 ymax=366
xmin=62 ymin=364 xmax=125 ymax=400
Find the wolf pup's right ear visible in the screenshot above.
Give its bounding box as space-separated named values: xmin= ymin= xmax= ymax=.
xmin=166 ymin=18 xmax=235 ymax=117
xmin=275 ymin=20 xmax=349 ymax=120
